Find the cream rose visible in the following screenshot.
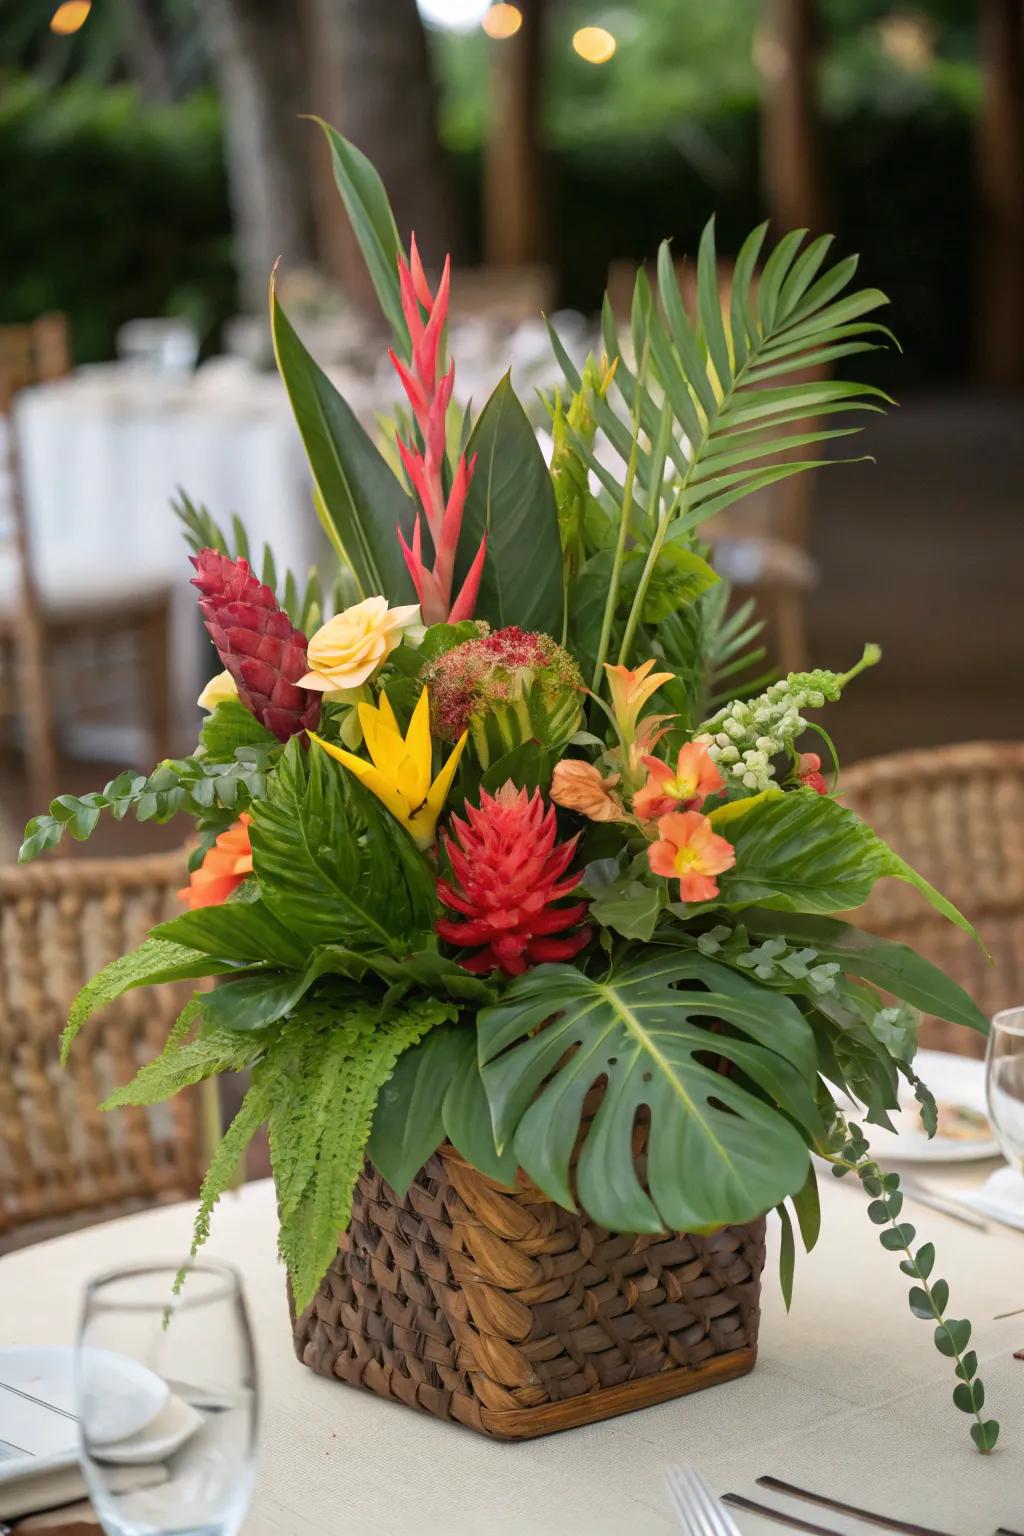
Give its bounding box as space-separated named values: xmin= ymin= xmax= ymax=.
xmin=197 ymin=670 xmax=239 ymax=712
xmin=300 ymin=597 xmax=421 ymax=693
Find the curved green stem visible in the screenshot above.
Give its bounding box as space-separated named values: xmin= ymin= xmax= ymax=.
xmin=617 ymin=487 xmax=683 ymax=668
xmin=590 ymin=344 xmax=648 ymax=694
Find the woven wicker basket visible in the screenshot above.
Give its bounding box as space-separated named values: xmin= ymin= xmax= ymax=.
xmin=291 ymin=1143 xmax=766 ymax=1439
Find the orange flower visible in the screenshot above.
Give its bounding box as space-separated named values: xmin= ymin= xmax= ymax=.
xmin=633 ymin=742 xmax=724 ymax=821
xmin=798 ymin=752 xmax=827 ymax=794
xmin=178 ymin=814 xmax=254 ymax=910
xmin=647 ymin=810 xmax=735 ymax=904
xmin=604 ymin=658 xmax=673 ymax=741
xmin=550 ymin=759 xmax=626 ymax=822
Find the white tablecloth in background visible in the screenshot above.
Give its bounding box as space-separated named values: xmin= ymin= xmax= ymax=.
xmin=14 ymin=363 xmax=331 ymax=753
xmin=1 ymin=1170 xmax=1021 ymax=1535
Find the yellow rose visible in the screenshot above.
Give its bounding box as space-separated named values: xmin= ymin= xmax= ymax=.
xmin=300 ymin=597 xmax=421 ymax=693
xmin=197 ymin=670 xmax=239 ymax=712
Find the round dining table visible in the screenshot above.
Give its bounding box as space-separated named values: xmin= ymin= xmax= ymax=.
xmin=1 ymin=1170 xmax=1020 ymax=1536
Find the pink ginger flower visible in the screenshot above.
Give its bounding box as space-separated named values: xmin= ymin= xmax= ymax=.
xmin=390 ymin=236 xmax=486 ymax=625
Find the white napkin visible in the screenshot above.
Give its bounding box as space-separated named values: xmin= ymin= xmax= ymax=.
xmin=958 ymin=1164 xmax=1024 ymax=1230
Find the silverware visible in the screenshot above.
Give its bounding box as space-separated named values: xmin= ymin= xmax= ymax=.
xmin=665 ymin=1464 xmax=742 ymax=1534
xmin=753 ymin=1475 xmax=955 ymax=1534
xmin=897 ymin=1176 xmax=989 ymax=1231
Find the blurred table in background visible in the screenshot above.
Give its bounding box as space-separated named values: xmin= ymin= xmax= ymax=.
xmin=14 ymin=361 xmax=332 ymax=756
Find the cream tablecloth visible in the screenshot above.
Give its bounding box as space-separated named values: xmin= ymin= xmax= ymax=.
xmin=0 ymin=1169 xmax=1021 ymax=1535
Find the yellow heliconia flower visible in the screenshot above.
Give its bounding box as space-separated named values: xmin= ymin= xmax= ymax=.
xmin=309 ymin=689 xmax=466 ymax=851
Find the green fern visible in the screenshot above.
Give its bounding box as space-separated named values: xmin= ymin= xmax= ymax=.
xmin=61 ymin=940 xmax=240 ymax=1063
xmin=152 ymin=992 xmax=455 ymax=1309
xmin=102 ymin=1009 xmax=266 ymax=1110
xmin=270 ymin=995 xmax=455 ymax=1309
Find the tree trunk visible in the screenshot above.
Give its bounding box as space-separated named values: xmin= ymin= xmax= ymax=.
xmin=976 ymin=0 xmax=1024 ymax=388
xmin=200 ymin=0 xmax=317 ymax=313
xmin=484 ymin=0 xmax=546 ymax=267
xmin=757 ymin=0 xmax=825 ymax=233
xmin=300 ymin=0 xmax=455 ymax=302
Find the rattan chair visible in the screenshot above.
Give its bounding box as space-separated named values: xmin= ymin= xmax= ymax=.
xmin=843 ymin=741 xmax=1024 ymax=1058
xmin=0 ymin=847 xmax=212 ymax=1251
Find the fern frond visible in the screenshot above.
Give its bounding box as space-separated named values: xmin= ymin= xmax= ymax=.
xmin=61 ymin=940 xmax=235 ymax=1063
xmin=179 ymin=1073 xmax=273 ymax=1284
xmin=270 ymin=995 xmax=455 ymax=1310
xmin=102 ymin=1009 xmax=265 ymax=1110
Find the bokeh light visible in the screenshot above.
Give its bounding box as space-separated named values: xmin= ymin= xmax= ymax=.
xmin=482 ymin=3 xmax=524 ymax=40
xmin=49 ymin=1 xmax=91 ymax=34
xmin=417 ymin=0 xmax=491 ymax=31
xmin=572 ymin=25 xmax=617 ymax=64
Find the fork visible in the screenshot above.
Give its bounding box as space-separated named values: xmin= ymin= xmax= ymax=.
xmin=665 ymin=1463 xmax=743 ymax=1535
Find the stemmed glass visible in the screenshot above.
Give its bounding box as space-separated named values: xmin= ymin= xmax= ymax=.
xmin=985 ymin=1007 xmax=1024 ymax=1198
xmin=76 ymin=1262 xmax=258 ymax=1536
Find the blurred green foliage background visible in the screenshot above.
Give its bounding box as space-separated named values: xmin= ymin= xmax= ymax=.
xmin=0 ymin=0 xmax=982 ymax=382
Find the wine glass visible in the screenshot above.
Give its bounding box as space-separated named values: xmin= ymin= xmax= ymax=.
xmin=76 ymin=1261 xmax=258 ymax=1536
xmin=985 ymin=1007 xmax=1024 ymax=1194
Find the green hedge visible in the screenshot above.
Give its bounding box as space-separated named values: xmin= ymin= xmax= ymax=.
xmin=0 ymin=76 xmax=236 ymax=362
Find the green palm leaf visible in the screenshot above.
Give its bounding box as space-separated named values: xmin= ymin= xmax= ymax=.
xmin=478 ymin=950 xmax=821 ymax=1233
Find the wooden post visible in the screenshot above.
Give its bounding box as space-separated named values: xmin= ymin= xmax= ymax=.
xmin=484 ymin=0 xmax=545 ymax=267
xmin=976 ymin=0 xmax=1024 ymax=388
xmin=757 ymin=0 xmax=824 ymax=233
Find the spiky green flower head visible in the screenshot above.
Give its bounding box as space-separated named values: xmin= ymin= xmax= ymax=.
xmin=421 ymin=626 xmax=584 ymax=769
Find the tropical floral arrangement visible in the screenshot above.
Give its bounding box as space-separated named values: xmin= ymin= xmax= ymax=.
xmin=21 ymin=126 xmax=997 ymax=1450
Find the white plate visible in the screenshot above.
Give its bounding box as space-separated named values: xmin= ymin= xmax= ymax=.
xmin=0 ymin=1347 xmax=169 ymax=1457
xmin=92 ymin=1393 xmax=203 ymax=1465
xmin=859 ymin=1049 xmax=998 ymax=1164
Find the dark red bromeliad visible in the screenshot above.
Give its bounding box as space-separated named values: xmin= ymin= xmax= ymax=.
xmin=436 ymin=783 xmax=591 ymax=976
xmin=191 ymin=548 xmax=322 ymax=743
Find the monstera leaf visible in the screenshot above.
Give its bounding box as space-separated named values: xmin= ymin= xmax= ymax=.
xmin=477 ymin=950 xmax=821 ymax=1233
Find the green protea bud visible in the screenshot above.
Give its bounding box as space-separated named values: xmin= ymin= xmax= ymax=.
xmin=421 ymin=626 xmax=584 ymax=769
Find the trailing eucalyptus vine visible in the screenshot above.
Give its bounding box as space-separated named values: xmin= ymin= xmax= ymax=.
xmin=830 ymin=1121 xmax=999 ymax=1454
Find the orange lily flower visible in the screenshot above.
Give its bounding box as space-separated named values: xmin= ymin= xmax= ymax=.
xmin=603 ymin=658 xmax=673 ymax=742
xmin=178 ymin=814 xmax=254 ymax=910
xmin=633 ymin=742 xmax=724 ymax=821
xmin=647 ymin=809 xmax=735 ymax=904
xmin=550 ymin=758 xmax=627 ymax=822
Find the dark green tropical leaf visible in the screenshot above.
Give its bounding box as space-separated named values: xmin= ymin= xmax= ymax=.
xmin=478 ymin=950 xmax=819 ymax=1233
xmin=458 ymin=374 xmax=565 ymax=638
xmin=740 ymin=910 xmax=988 ymax=1034
xmin=153 ymin=899 xmax=309 ymax=970
xmin=271 ymin=285 xmax=416 ymax=604
xmin=313 ymin=119 xmax=407 ymax=349
xmin=442 ymin=1045 xmax=519 ymax=1188
xmin=249 ymin=738 xmax=435 ymax=952
xmin=708 ymin=790 xmax=978 ymax=940
xmin=368 ymin=1023 xmax=474 ymax=1196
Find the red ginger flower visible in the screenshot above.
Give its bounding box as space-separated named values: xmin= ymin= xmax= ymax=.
xmin=390 ymin=235 xmax=485 ymax=624
xmin=191 ymin=549 xmax=321 ymax=742
xmin=437 ymin=783 xmax=591 ymax=976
